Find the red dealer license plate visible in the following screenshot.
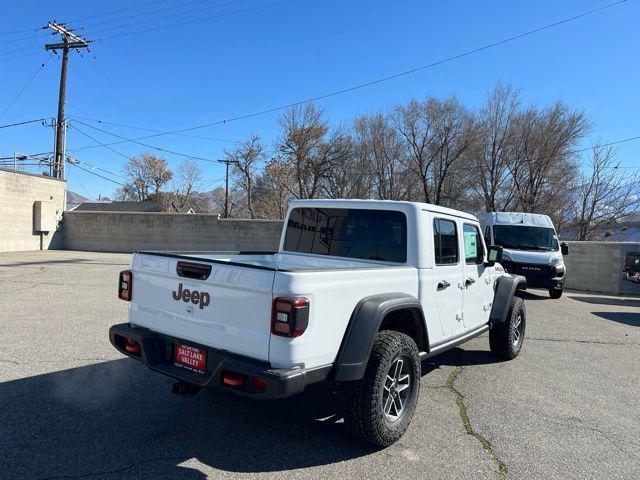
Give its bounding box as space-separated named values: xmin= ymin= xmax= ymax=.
xmin=174 ymin=343 xmax=207 ymax=374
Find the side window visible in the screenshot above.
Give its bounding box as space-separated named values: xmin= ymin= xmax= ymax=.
xmin=484 ymin=225 xmax=491 ymax=246
xmin=464 ymin=224 xmax=484 ymax=265
xmin=433 ymin=218 xmax=459 ymax=265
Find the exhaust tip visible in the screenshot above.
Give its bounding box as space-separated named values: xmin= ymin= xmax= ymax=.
xmin=171 ymin=381 xmax=201 ymax=397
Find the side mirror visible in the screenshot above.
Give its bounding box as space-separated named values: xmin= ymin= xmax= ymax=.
xmin=561 ymin=242 xmax=569 ymax=256
xmin=485 ymin=245 xmax=503 ymax=266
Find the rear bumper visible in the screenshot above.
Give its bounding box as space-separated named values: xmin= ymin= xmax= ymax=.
xmin=109 ymin=323 xmax=330 ymax=399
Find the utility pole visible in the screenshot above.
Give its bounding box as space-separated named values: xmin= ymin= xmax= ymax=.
xmin=217 ymin=159 xmax=237 ymax=218
xmin=44 ymin=22 xmax=90 ymax=180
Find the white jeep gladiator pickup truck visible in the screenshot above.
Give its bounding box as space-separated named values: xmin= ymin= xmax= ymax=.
xmin=110 ymin=199 xmax=526 ymax=446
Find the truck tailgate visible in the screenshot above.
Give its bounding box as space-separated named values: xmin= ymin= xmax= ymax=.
xmin=129 ymin=253 xmax=275 ymax=361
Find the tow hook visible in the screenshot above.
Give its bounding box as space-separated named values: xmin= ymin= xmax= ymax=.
xmin=171 ymin=381 xmax=201 ymax=397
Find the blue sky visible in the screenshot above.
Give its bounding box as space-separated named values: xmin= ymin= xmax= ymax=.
xmin=1 ymin=0 xmax=638 ymax=199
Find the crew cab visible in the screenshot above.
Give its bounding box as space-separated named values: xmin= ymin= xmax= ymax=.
xmin=109 ymin=200 xmax=526 ymax=446
xmin=479 ymin=212 xmax=569 ymax=299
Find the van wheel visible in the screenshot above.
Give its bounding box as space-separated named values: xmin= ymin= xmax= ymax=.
xmin=549 ymin=289 xmax=563 ymax=299
xmin=489 ymin=296 xmax=525 ymax=360
xmin=343 ymin=331 xmax=420 ymax=447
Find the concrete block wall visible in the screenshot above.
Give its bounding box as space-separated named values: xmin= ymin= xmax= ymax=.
xmin=61 ymin=211 xmax=284 ymax=253
xmin=0 ymin=169 xmax=66 ymax=252
xmin=564 ymin=241 xmax=640 ymax=295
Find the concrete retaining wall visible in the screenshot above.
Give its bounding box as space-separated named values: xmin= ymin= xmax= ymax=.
xmin=33 ymin=208 xmax=640 ymax=295
xmin=0 ymin=169 xmax=66 ymax=252
xmin=564 ymin=241 xmax=640 ymax=295
xmin=61 ymin=211 xmax=284 ymax=253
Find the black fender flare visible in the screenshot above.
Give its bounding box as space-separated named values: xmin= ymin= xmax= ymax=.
xmin=333 ymin=293 xmax=427 ymax=382
xmin=489 ymin=275 xmax=527 ymax=325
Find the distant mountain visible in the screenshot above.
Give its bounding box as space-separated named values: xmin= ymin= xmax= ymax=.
xmin=67 ymin=191 xmax=91 ymax=204
xmin=67 ymin=191 xmax=92 ymax=210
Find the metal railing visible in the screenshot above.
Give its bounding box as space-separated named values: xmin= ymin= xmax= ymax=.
xmin=0 ymin=152 xmax=55 ymax=176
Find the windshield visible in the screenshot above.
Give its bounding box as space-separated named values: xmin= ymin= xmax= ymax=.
xmin=493 ymin=225 xmax=558 ymax=251
xmin=283 ymin=207 xmax=407 ymax=263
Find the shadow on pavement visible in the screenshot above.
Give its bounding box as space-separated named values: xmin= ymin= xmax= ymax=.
xmin=592 ymin=311 xmax=640 ymax=327
xmin=430 ymin=348 xmax=502 ymax=367
xmin=517 ymin=290 xmax=549 ymax=301
xmin=2 ymin=347 xmax=503 ymax=478
xmin=0 ymin=258 xmax=129 ymax=268
xmin=569 ymin=295 xmax=640 ymax=308
xmin=1 ymin=359 xmax=375 ymax=479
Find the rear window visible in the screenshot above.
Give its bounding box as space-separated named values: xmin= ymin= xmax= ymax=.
xmin=283 ymin=208 xmax=407 ymax=263
xmin=433 ymin=218 xmax=458 ymax=265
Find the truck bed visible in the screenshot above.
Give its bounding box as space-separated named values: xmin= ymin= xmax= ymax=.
xmin=128 ymin=251 xmax=417 ymax=368
xmin=140 ymin=251 xmax=411 ymax=272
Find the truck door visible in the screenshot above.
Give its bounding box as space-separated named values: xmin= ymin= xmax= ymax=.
xmin=462 ymin=223 xmax=492 ymax=331
xmin=431 ymin=217 xmax=465 ymax=337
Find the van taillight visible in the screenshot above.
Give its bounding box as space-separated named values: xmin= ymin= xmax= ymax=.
xmin=271 ymin=297 xmax=309 ymax=338
xmin=118 ymin=270 xmax=132 ymax=301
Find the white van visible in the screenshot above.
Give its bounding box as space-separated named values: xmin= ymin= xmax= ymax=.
xmin=479 ymin=212 xmax=569 ymax=298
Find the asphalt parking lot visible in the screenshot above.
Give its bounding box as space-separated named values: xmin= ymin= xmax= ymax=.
xmin=1 ymin=250 xmax=639 ymax=480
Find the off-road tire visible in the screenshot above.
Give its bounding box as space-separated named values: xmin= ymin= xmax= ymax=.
xmin=489 ymin=296 xmax=526 ymax=360
xmin=343 ymin=331 xmax=420 ymax=447
xmin=549 ymin=288 xmax=563 ymax=299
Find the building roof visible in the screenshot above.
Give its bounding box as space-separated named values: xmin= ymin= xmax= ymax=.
xmin=73 ymin=201 xmax=164 ymax=212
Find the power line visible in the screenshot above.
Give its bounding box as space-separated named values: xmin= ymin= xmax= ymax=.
xmin=71 ymin=162 xmax=127 ymax=186
xmin=565 ymin=135 xmax=640 ymax=161
xmin=71 ymin=0 xmax=628 ymax=142
xmin=83 ymin=0 xmax=249 ymax=34
xmin=0 ymin=51 xmax=43 ymax=63
xmin=70 ymin=115 xmax=640 ymax=174
xmin=0 ymin=45 xmax=40 ymax=57
xmin=71 ymin=119 xmax=221 ymax=163
xmin=0 ymin=117 xmax=50 ymax=129
xmin=0 ymin=0 xmax=253 ymax=48
xmin=68 ymin=155 xmax=128 ymax=180
xmin=68 ymin=115 xmax=235 ymax=143
xmin=0 ymin=57 xmax=51 ymax=120
xmin=0 ymin=0 xmax=175 ymax=43
xmin=68 ymin=123 xmax=132 ymax=160
xmin=69 ymin=0 xmax=172 ymax=24
xmin=96 ymin=0 xmax=294 ymax=41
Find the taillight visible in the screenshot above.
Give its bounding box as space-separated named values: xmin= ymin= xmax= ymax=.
xmin=222 ymin=371 xmax=245 ymax=387
xmin=118 ymin=270 xmax=132 ymax=301
xmin=271 ymin=297 xmax=309 ymax=338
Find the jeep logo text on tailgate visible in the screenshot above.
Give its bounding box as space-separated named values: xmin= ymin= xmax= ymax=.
xmin=172 ymin=283 xmax=211 ymax=309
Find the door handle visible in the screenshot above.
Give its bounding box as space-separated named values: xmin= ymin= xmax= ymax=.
xmin=465 ymin=278 xmax=476 ymax=287
xmin=437 ymin=280 xmax=451 ymax=290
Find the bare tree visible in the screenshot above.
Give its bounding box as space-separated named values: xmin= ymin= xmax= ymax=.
xmin=472 ymin=83 xmax=520 ymax=211
xmin=227 ymin=134 xmax=265 ymax=218
xmin=392 ymin=96 xmax=473 ymax=206
xmin=322 ymin=134 xmax=372 ymax=199
xmin=167 ymin=160 xmax=204 ymax=211
xmin=253 ymin=160 xmax=292 ymax=219
xmin=277 ymin=103 xmax=349 ymax=199
xmin=120 ymin=153 xmax=173 ymax=201
xmin=354 ymin=112 xmax=410 ymax=200
xmin=393 ymin=99 xmax=437 ymax=203
xmin=429 ymin=96 xmax=474 ymax=207
xmin=508 ymin=102 xmax=590 ymax=213
xmin=571 ymin=146 xmax=639 ymax=240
